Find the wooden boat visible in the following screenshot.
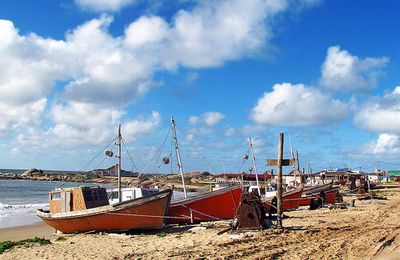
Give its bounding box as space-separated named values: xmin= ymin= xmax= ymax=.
xmin=167 ymin=186 xmax=242 ymax=224
xmin=37 ymin=187 xmax=172 ymax=233
xmin=262 ymin=187 xmax=303 ymax=213
xmin=303 ymin=183 xmax=333 ymax=195
xmin=298 ymin=187 xmax=339 ymax=207
xmin=37 ymin=125 xmax=173 ymax=233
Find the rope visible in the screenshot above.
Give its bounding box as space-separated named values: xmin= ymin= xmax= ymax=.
xmin=177 ymin=204 xmax=221 ymax=220
xmin=79 ymin=136 xmax=117 ymax=172
xmin=177 ymin=125 xmax=217 ymax=173
xmin=105 ymin=212 xmax=191 ymax=219
xmin=121 ymin=138 xmax=139 ymax=172
xmin=230 ymin=189 xmax=238 ymax=211
xmin=142 ymin=126 xmax=171 ymax=174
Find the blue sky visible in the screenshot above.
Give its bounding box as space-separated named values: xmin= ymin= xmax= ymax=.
xmin=0 ymin=0 xmax=399 ymax=173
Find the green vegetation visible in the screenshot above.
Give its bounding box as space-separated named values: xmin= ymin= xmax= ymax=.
xmin=54 ymin=236 xmax=67 ymax=242
xmin=84 ymin=172 xmax=97 ymax=180
xmin=0 ymin=237 xmax=50 ymax=254
xmin=155 ymin=232 xmax=167 ymax=237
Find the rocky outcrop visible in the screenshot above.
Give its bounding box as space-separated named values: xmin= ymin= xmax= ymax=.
xmin=0 ymin=169 xmax=216 ymax=191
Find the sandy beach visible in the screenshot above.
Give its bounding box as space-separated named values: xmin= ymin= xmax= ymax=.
xmin=0 ymin=222 xmax=55 ymax=242
xmin=1 ymin=189 xmax=400 ymax=259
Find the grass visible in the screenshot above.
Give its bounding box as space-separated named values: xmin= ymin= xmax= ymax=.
xmin=54 ymin=236 xmax=67 ymax=242
xmin=0 ymin=237 xmax=50 ymax=254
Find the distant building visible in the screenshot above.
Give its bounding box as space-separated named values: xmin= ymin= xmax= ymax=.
xmin=91 ymin=164 xmax=139 ymax=178
xmin=215 ymin=171 xmax=273 ymax=183
xmin=380 ymin=170 xmax=400 ymax=182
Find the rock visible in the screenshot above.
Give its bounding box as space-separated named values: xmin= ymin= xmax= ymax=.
xmin=188 ymin=226 xmax=207 ymax=233
xmin=21 ymin=168 xmax=44 ymax=177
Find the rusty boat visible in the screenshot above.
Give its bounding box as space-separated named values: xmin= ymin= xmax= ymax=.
xmin=36 ymin=187 xmax=172 ymax=233
xmin=37 ymin=125 xmax=173 ymax=233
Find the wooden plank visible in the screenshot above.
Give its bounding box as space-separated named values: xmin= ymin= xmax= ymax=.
xmin=266 ymin=159 xmax=295 ymax=166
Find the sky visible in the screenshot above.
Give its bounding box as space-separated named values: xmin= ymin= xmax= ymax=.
xmin=0 ymin=0 xmax=400 ymax=173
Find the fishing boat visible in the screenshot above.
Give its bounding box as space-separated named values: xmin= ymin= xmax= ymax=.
xmin=262 ymin=186 xmax=303 ymax=212
xmin=88 ymin=117 xmax=242 ymax=225
xmin=298 ymin=183 xmax=339 ymax=206
xmin=37 ymin=187 xmax=172 ymax=233
xmin=167 ymin=185 xmax=242 ymax=224
xmin=37 ymin=125 xmax=173 ymax=233
xmin=165 ymin=116 xmax=242 ymax=224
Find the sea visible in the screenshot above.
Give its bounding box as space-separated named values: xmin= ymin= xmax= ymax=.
xmin=0 ymin=171 xmax=114 ymax=229
xmin=0 ymin=169 xmax=188 ymax=229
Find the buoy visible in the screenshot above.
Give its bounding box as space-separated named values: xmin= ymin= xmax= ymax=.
xmin=162 ymin=157 xmax=170 ymax=164
xmin=105 ymin=150 xmax=114 ymax=157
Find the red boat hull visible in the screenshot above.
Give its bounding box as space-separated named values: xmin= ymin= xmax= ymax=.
xmin=298 ymin=188 xmax=339 ymax=206
xmin=167 ymin=186 xmax=242 ymax=224
xmin=263 ymin=188 xmax=303 ymax=212
xmin=37 ymin=190 xmax=172 ymax=233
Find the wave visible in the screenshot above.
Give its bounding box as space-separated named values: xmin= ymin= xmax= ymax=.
xmin=0 ymin=202 xmax=49 ymax=216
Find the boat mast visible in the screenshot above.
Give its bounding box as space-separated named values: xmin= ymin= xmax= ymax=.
xmin=249 ymin=137 xmax=261 ymax=196
xmin=171 ymin=116 xmax=187 ymax=198
xmin=117 ymin=124 xmax=122 ymax=202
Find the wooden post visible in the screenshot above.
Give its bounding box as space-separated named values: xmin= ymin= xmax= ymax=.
xmin=277 ymin=133 xmax=284 ymax=228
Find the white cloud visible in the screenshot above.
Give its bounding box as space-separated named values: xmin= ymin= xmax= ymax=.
xmin=203 ymin=112 xmax=226 ymax=126
xmin=74 ymin=0 xmax=136 ymax=12
xmin=124 ymin=16 xmax=169 ymax=49
xmin=355 ymin=133 xmax=400 ymax=159
xmin=0 ymin=0 xmax=321 ymax=154
xmin=188 ymin=112 xmax=225 ymax=126
xmin=371 ymin=133 xmax=400 ymax=155
xmin=0 ymin=99 xmax=47 ymax=135
xmin=14 ymin=108 xmax=160 ymax=152
xmin=354 ymin=86 xmax=400 ymax=134
xmin=251 ymin=83 xmax=348 ymax=126
xmin=52 ymin=102 xmax=122 ymax=129
xmin=188 ymin=116 xmax=199 ymax=125
xmin=320 ymin=45 xmax=388 ymax=91
xmin=122 ymin=111 xmax=161 ymax=140
xmin=0 ymin=20 xmax=64 ymax=106
xmin=224 ymin=127 xmax=236 ymax=137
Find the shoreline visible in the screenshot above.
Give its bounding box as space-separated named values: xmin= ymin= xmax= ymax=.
xmin=0 ymin=221 xmax=56 ymax=242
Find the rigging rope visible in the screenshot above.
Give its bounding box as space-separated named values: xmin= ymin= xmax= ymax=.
xmin=121 ymin=137 xmax=145 ymax=171
xmin=176 ymin=125 xmax=217 ymax=173
xmin=121 ymin=138 xmax=139 ymax=172
xmin=79 ymin=136 xmax=117 ymax=172
xmin=142 ymin=126 xmax=172 ymax=174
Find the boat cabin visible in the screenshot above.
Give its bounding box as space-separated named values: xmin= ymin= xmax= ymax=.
xmin=107 ymin=187 xmax=160 ymax=204
xmin=49 ymin=187 xmax=109 ymax=214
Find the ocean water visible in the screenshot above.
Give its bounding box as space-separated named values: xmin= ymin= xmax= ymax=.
xmin=0 ymin=179 xmax=111 ymax=229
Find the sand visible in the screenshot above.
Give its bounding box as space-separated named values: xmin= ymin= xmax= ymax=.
xmin=2 ymin=189 xmax=400 ymax=259
xmin=0 ymin=222 xmax=55 ymax=242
